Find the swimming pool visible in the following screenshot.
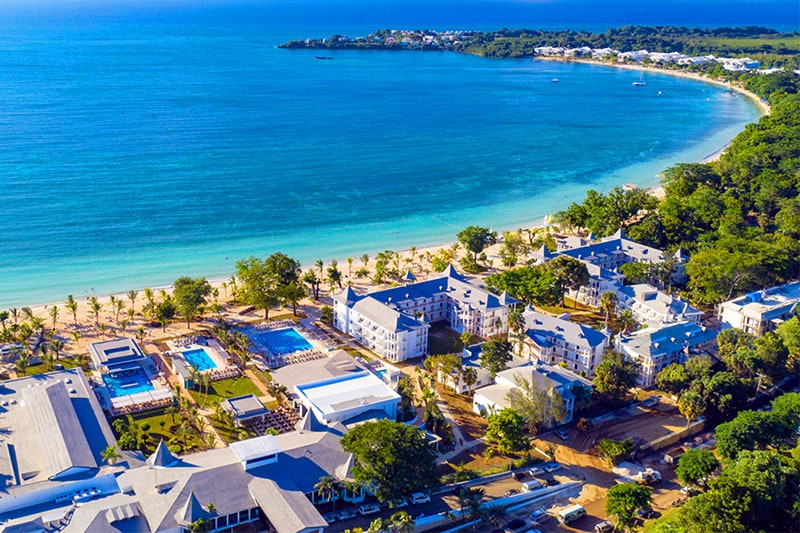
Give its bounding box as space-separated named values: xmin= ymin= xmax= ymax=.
xmin=257 ymin=328 xmax=313 ymax=355
xmin=102 ymin=367 xmax=154 ymax=397
xmin=182 ymin=348 xmax=218 ymax=372
xmin=376 ymin=368 xmax=388 ymax=380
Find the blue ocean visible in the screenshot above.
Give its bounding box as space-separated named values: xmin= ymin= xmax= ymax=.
xmin=0 ymin=0 xmax=788 ymax=307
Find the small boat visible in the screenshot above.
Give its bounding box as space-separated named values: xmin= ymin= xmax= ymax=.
xmin=657 ymin=91 xmax=662 ymax=96
xmin=632 ymin=72 xmax=646 ymax=86
xmin=622 ymin=183 xmax=638 ymax=191
xmin=550 ymin=78 xmax=559 ymax=83
xmin=314 ymin=56 xmax=333 ymax=60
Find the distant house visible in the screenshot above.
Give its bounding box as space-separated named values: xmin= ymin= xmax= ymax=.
xmin=472 ymin=362 xmax=593 ymax=425
xmin=717 ymin=281 xmax=800 ymax=336
xmin=332 ymin=266 xmax=516 ymax=362
xmin=516 ymin=309 xmax=609 ymax=377
xmin=664 ymin=446 xmax=686 ymax=466
xmin=616 ymin=321 xmax=718 ymax=388
xmin=617 ymin=284 xmax=703 ymax=328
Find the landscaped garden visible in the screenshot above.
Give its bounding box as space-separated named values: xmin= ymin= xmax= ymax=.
xmin=188 ymin=375 xmax=262 ymax=407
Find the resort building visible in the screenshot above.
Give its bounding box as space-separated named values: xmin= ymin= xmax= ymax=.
xmin=88 ymin=337 xmax=146 ymax=371
xmin=294 ymin=370 xmax=401 ymax=426
xmin=472 ymin=362 xmax=593 ymax=425
xmin=332 ymin=266 xmax=516 ymax=362
xmin=88 ymin=337 xmax=174 ymax=416
xmin=516 ymin=309 xmax=610 ymax=377
xmin=617 ymin=283 xmax=703 ymax=327
xmin=717 ymin=281 xmax=800 ymax=336
xmin=434 ymin=344 xmax=530 ymax=394
xmin=220 ymin=394 xmax=270 ymax=427
xmin=615 ymin=321 xmax=719 ymax=388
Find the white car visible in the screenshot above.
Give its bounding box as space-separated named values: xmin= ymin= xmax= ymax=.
xmin=543 ymin=462 xmax=562 ymax=473
xmin=410 ymin=492 xmax=430 ymax=504
xmin=358 ymin=504 xmax=380 ymax=516
xmin=528 ymin=466 xmax=545 ymax=476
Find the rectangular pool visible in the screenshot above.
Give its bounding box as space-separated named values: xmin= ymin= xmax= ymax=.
xmin=102 ymin=367 xmax=154 ymax=397
xmin=182 ymin=348 xmax=218 ymax=371
xmin=257 ymin=327 xmax=313 ymax=355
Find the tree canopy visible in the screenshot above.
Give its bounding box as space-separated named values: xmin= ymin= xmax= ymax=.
xmin=172 ymin=276 xmax=212 ymax=327
xmin=485 ymin=408 xmax=529 ymax=453
xmin=593 ymin=349 xmax=638 ymax=404
xmin=340 ymin=419 xmax=439 ymax=502
xmin=605 ymin=483 xmax=652 ymax=531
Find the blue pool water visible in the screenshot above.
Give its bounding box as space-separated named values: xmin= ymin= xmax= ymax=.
xmin=102 ymin=367 xmax=154 ymax=398
xmin=182 ymin=348 xmax=218 ymax=372
xmin=376 ymin=369 xmax=388 ymax=380
xmin=257 ymin=328 xmax=313 ymax=355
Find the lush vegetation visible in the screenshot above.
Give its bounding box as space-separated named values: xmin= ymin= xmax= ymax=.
xmin=340 ymin=419 xmax=439 ymax=502
xmin=282 ymin=26 xmax=800 ymax=69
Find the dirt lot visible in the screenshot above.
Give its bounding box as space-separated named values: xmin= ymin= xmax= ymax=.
xmin=531 ymin=400 xmax=690 ymax=530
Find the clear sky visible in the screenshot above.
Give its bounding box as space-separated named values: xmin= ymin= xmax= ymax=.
xmin=0 ymin=0 xmax=797 ymax=32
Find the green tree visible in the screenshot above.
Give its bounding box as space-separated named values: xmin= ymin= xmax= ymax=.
xmin=655 ymin=363 xmax=690 ymax=394
xmin=675 ymin=448 xmax=719 ymax=487
xmin=618 ymin=309 xmax=638 ymax=333
xmin=597 ymin=437 xmax=636 ymax=467
xmin=340 ymin=420 xmax=438 ymax=503
xmin=506 ymin=372 xmax=552 ymax=433
xmin=605 ymin=482 xmax=652 ymax=531
xmin=678 ymin=390 xmax=706 ymax=425
xmin=314 ymin=475 xmax=340 ymax=510
xmin=172 ymin=277 xmax=212 ymax=327
xmin=101 ymin=444 xmax=122 ymax=465
xmin=65 ymin=294 xmax=79 ymax=324
xmin=544 ymin=255 xmax=590 ymax=307
xmin=600 ymin=290 xmax=618 ymax=328
xmin=389 ymin=511 xmax=414 ymax=533
xmin=715 ymin=410 xmax=788 ymax=460
xmin=456 ymin=225 xmax=497 ymax=262
xmin=235 ymin=257 xmax=280 ymax=319
xmin=155 ymin=297 xmax=177 ymax=331
xmin=593 ymin=349 xmax=638 ymax=405
xmin=485 ymin=408 xmax=529 ymax=453
xmin=479 ymin=338 xmax=512 ymax=377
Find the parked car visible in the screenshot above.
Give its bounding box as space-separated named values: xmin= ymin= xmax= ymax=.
xmin=410 ymin=492 xmax=430 ymax=504
xmin=543 ymin=462 xmax=562 ymax=473
xmin=337 ymin=509 xmax=358 ymax=521
xmin=322 ymin=513 xmax=338 ymax=524
xmin=528 ymin=466 xmax=545 ymax=476
xmin=555 ymin=429 xmax=569 ymax=441
xmin=680 ymin=486 xmax=698 ymax=496
xmin=504 ymin=518 xmax=528 ymax=532
xmin=595 ymin=520 xmax=614 ymax=533
xmin=504 ymin=489 xmax=520 ymax=497
xmin=390 ymin=498 xmax=408 ymax=508
xmin=512 ymin=471 xmax=527 ymax=481
xmin=529 ymin=508 xmax=546 ymax=522
xmin=637 ymin=508 xmax=658 ymax=519
xmin=542 ymin=477 xmax=560 ymax=486
xmin=358 ymin=504 xmax=380 ymax=516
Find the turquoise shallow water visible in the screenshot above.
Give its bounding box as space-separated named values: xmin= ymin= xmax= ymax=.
xmin=0 ymin=20 xmax=761 ymax=307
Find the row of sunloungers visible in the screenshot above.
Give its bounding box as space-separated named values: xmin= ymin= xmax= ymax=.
xmin=254 ymin=320 xmax=294 ymax=331
xmin=172 ymin=335 xmax=205 ymax=347
xmin=275 ymin=349 xmax=327 ymax=367
xmin=208 ymin=366 xmax=241 ymax=381
xmin=110 ymin=396 xmax=174 ymax=416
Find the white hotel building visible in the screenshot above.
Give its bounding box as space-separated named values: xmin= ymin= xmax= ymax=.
xmin=332 ymin=266 xmax=516 ymax=362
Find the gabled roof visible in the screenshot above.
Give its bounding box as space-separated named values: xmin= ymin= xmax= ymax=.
xmin=331 ymin=285 xmax=359 ymax=306
xmin=147 ymin=440 xmax=179 ymax=468
xmin=523 ymin=310 xmax=608 ymax=349
xmin=351 ymin=296 xmax=428 ymax=333
xmin=618 ymin=321 xmax=718 ymax=359
xmin=401 ymin=269 xmax=416 ymax=282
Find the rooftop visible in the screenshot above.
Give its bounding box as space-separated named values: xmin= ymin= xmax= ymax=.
xmin=618 ymin=321 xmax=718 ymax=358
xmin=294 ymin=371 xmax=400 ymax=417
xmin=522 ymin=309 xmax=608 ymax=350
xmin=87 ymin=338 xmax=146 ymax=368
xmin=220 ymin=394 xmax=268 ymax=421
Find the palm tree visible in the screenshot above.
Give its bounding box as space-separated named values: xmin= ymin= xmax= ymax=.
xmin=89 ymin=296 xmax=102 ymax=325
xmin=101 ymin=444 xmax=122 ymax=465
xmin=314 ymin=475 xmax=339 ymax=509
xmin=346 ymin=257 xmax=354 ymax=278
xmin=389 ymin=511 xmax=414 ymax=533
xmin=480 ymin=503 xmax=506 ymax=528
xmin=50 ymin=339 xmax=64 ymax=361
xmin=40 ymin=344 xmax=54 ymax=370
xmin=315 ymin=259 xmax=324 ymax=276
xmin=205 ymin=502 xmax=216 ymax=516
xmin=127 ymin=289 xmax=138 ymax=313
xmin=111 ymin=296 xmax=125 ymax=324
xmin=97 ymin=323 xmax=108 ymax=339
xmin=367 ymin=518 xmax=388 ymax=533
xmin=10 ymin=308 xmax=19 ymax=325
xmin=600 ymin=291 xmax=618 ymax=328
xmin=619 ymin=309 xmax=638 ymax=334
xmin=462 ymin=367 xmax=478 ymax=395
xmin=136 ymin=326 xmax=146 ymax=347
xmin=143 ymin=287 xmax=155 ymax=318
xmin=15 ymin=352 xmax=30 ymax=376
xmin=49 ymin=305 xmax=60 ymax=331
xmin=0 ymin=310 xmax=8 ymax=331
xmin=70 ymin=330 xmax=81 ymax=347
xmin=65 ymin=295 xmax=78 ymax=324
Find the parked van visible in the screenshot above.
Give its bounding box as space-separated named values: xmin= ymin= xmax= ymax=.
xmin=557 ymin=504 xmax=586 ymax=524
xmin=521 ymin=480 xmax=543 ymax=492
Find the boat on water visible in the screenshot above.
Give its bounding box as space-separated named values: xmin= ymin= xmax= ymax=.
xmin=632 ymin=73 xmax=646 ymax=86
xmin=314 ymin=56 xmax=333 ymax=60
xmin=622 ymin=183 xmax=638 ymax=191
xmin=550 ymin=78 xmax=559 ymax=83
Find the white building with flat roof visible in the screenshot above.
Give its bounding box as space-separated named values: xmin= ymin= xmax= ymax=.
xmin=294 ymin=370 xmax=401 ymax=425
xmin=87 ymin=337 xmax=146 ymax=371
xmin=718 ymin=281 xmax=800 ymax=336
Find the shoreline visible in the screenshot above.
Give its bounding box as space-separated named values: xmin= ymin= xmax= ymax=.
xmin=11 ymin=60 xmax=768 ymax=315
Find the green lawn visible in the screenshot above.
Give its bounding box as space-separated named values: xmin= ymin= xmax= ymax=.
xmin=208 ymin=414 xmax=258 ymax=444
xmin=113 ymin=408 xmax=203 ymax=455
xmin=24 ymin=358 xmax=82 ymax=376
xmin=705 ymin=36 xmax=800 ymax=51
xmin=643 ymin=505 xmax=682 ymax=532
xmin=188 ymin=376 xmax=262 ymax=407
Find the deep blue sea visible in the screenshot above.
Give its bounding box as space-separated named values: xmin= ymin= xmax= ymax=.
xmin=0 ymin=1 xmax=786 ymax=307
